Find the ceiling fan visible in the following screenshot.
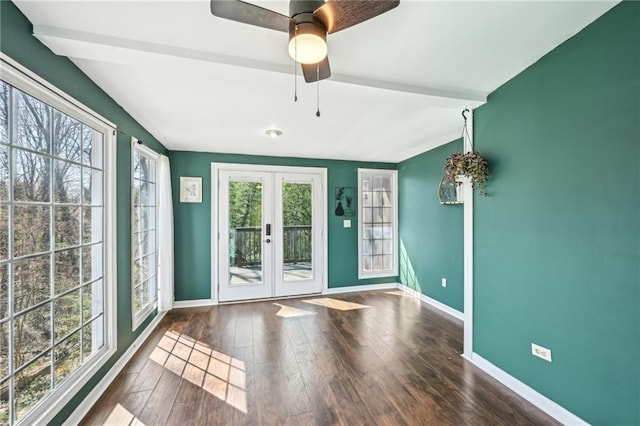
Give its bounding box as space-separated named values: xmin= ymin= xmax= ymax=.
xmin=210 ymin=0 xmax=400 ymax=83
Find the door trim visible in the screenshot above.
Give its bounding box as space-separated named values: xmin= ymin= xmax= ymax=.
xmin=211 ymin=162 xmax=328 ymax=303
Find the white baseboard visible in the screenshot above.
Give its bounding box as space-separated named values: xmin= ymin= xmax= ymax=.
xmin=172 ymin=298 xmax=218 ymax=308
xmin=469 ymin=353 xmax=589 ymax=426
xmin=64 ymin=312 xmax=166 ymax=425
xmin=323 ymin=283 xmax=398 ymax=295
xmin=396 ymin=283 xmax=464 ymax=321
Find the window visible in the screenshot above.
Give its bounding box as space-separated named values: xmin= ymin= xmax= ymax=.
xmin=1 ymin=56 xmax=116 ymax=425
xmin=358 ymin=169 xmax=398 ymax=279
xmin=131 ymin=140 xmax=158 ymax=329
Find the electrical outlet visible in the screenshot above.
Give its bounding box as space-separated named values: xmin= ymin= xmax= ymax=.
xmin=531 ymin=343 xmax=552 ymax=362
xmin=441 ymin=277 xmax=447 ymax=287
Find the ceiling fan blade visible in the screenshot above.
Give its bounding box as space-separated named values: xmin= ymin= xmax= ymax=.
xmin=301 ymin=57 xmax=331 ymax=83
xmin=314 ymin=0 xmax=399 ymax=34
xmin=210 ymin=0 xmax=291 ymax=32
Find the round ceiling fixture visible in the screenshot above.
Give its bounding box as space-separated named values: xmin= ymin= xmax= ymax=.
xmin=265 ymin=129 xmax=283 ymax=138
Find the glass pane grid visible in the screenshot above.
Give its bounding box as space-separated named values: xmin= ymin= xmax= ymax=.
xmin=2 ymin=79 xmax=107 ymax=425
xmin=131 ymin=146 xmax=157 ymax=319
xmin=361 ymin=171 xmax=395 ymax=274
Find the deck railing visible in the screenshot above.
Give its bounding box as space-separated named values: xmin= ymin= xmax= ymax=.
xmin=231 ymin=225 xmax=311 ymax=266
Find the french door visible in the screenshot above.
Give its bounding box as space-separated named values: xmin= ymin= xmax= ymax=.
xmin=215 ymin=165 xmax=325 ymax=302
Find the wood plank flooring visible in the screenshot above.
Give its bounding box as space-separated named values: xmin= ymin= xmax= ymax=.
xmin=81 ymin=291 xmax=559 ymax=426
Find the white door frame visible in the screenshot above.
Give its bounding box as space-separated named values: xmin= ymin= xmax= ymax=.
xmin=211 ymin=162 xmax=328 ymax=302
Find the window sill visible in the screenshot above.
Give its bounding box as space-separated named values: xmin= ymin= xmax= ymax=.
xmin=132 ymin=303 xmax=157 ymax=331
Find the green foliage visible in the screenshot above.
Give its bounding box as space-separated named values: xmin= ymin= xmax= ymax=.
xmin=444 ymin=151 xmax=491 ymax=196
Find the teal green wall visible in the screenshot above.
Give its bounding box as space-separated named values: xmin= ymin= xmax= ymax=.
xmin=472 ymin=2 xmax=639 ymax=424
xmin=1 ymin=2 xmax=168 ymax=423
xmin=170 ymin=151 xmax=397 ymax=301
xmin=398 ymin=140 xmax=464 ymax=312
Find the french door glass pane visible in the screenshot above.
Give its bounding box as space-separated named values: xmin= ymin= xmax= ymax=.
xmin=0 ymin=322 xmax=8 ymax=379
xmin=282 ymin=182 xmax=313 ymax=281
xmin=228 ymin=180 xmax=263 ymax=285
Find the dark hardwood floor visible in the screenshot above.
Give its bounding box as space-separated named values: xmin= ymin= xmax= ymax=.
xmin=80 ymin=291 xmax=559 ymax=426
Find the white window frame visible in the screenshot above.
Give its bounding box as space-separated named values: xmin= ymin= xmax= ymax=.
xmin=130 ymin=138 xmax=159 ymax=330
xmin=357 ymin=168 xmax=398 ymax=279
xmin=0 ymin=53 xmax=117 ymax=426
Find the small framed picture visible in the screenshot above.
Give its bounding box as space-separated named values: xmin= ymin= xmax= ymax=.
xmin=180 ymin=176 xmax=202 ymax=203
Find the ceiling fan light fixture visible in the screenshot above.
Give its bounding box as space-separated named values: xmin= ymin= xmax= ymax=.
xmin=288 ymin=22 xmax=327 ymax=64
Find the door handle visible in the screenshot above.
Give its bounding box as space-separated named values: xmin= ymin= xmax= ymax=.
xmin=266 ymin=223 xmax=271 ymax=236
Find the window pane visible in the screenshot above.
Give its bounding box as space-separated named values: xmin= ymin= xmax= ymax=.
xmin=54 ymin=248 xmax=80 ymax=294
xmin=84 ymin=281 xmax=103 ymax=322
xmin=133 ymin=230 xmax=155 ymax=260
xmin=52 ymin=110 xmax=81 ymax=163
xmin=373 ymin=240 xmax=383 ymax=255
xmin=134 ymin=253 xmax=155 ymax=285
xmin=14 ymin=303 xmax=51 ymax=370
xmin=54 ymin=289 xmax=80 ymax=340
xmin=13 ymin=148 xmax=50 ymax=202
xmin=15 ymin=88 xmax=50 ymax=153
xmin=82 ymin=243 xmax=103 ymax=284
xmin=0 ymin=144 xmax=8 ymax=201
xmin=372 ymin=225 xmax=382 ymax=239
xmin=363 ymin=207 xmax=372 ymax=223
xmin=362 ymin=191 xmax=371 ymax=207
xmin=82 ymin=168 xmax=102 ymax=206
xmin=136 ymin=181 xmax=155 ymax=206
xmin=363 ymin=239 xmax=372 ymax=256
xmin=383 ymin=255 xmax=393 ymax=271
xmin=382 ymin=225 xmax=393 ymax=239
xmin=0 ymin=264 xmax=7 ymax=319
xmin=0 ymin=322 xmax=8 ymax=379
xmin=363 ymin=255 xmax=372 ymax=271
xmin=0 ymin=206 xmax=7 ymax=260
xmin=133 ymin=206 xmax=155 ymax=232
xmin=54 ymin=331 xmax=81 ymax=386
xmin=82 ymin=206 xmax=103 ymax=244
xmin=134 ymin=154 xmax=155 ymax=183
xmin=13 ymin=255 xmax=50 ymax=313
xmin=54 ymin=160 xmax=81 ymax=204
xmin=82 ymin=315 xmax=104 ymax=360
xmin=82 ymin=280 xmax=103 ymax=323
xmin=0 ymin=81 xmax=8 ymax=145
xmin=13 ymin=205 xmax=50 ymax=257
xmin=372 ymin=255 xmax=383 ymax=270
xmin=382 ymin=239 xmax=392 ymax=255
xmin=82 ymin=125 xmax=103 ymax=169
xmin=54 ymin=205 xmax=80 ymax=249
xmin=14 ymin=352 xmax=52 ymax=422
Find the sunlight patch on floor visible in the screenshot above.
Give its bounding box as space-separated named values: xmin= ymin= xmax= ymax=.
xmin=302 ymin=297 xmax=371 ymax=311
xmin=273 ymin=303 xmax=317 ymax=318
xmin=104 ymin=403 xmax=146 ymax=426
xmin=149 ymin=330 xmax=247 ymax=413
xmin=385 ymin=290 xmax=407 ymax=296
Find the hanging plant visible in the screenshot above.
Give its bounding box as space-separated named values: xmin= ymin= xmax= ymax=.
xmin=443 ymin=151 xmax=490 ymax=196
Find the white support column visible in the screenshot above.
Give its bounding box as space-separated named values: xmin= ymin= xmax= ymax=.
xmin=463 ymin=109 xmax=474 ymax=360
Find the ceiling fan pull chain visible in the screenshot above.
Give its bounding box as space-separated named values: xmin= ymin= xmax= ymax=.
xmin=294 ymin=25 xmax=299 ymax=102
xmin=316 ymin=63 xmax=321 ymax=117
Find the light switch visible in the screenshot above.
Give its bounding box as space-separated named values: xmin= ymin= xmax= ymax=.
xmin=343 ymin=219 xmax=351 ymax=228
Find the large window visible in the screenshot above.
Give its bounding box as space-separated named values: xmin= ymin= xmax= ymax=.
xmin=358 ymin=169 xmax=398 ymax=279
xmin=0 ymin=56 xmax=115 ymax=425
xmin=131 ymin=141 xmax=158 ymax=329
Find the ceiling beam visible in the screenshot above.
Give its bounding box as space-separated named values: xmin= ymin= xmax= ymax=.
xmin=33 ymin=25 xmax=486 ymax=108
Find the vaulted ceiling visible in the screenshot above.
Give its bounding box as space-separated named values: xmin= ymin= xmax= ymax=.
xmin=13 ymin=1 xmax=617 ymax=162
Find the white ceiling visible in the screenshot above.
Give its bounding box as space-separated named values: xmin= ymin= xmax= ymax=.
xmin=13 ymin=0 xmax=617 ymax=162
